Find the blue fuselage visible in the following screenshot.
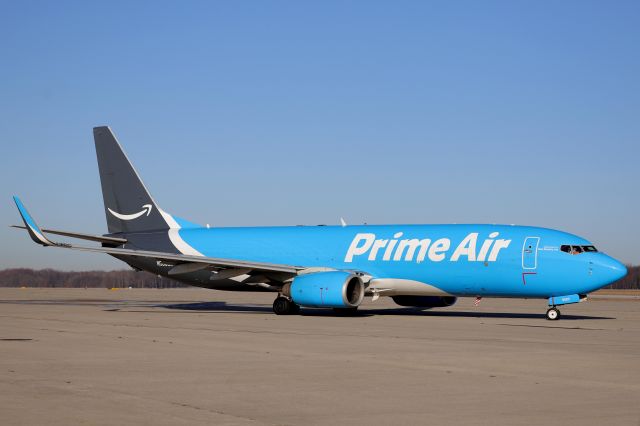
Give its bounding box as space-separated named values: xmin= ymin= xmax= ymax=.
xmin=130 ymin=223 xmax=626 ymax=298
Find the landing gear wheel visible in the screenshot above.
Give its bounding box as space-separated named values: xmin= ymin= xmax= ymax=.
xmin=273 ymin=296 xmax=298 ymax=315
xmin=546 ymin=307 xmax=561 ymax=321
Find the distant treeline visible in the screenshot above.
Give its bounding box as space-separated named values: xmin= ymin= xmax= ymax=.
xmin=0 ymin=268 xmax=186 ymax=288
xmin=0 ymin=266 xmax=638 ymax=289
xmin=609 ymin=265 xmax=640 ymax=289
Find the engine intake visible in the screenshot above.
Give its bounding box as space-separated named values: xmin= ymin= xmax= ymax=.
xmin=287 ymin=271 xmax=365 ymax=308
xmin=392 ymin=296 xmax=457 ymax=308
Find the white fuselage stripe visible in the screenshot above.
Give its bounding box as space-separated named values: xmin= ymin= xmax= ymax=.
xmin=159 ymin=209 xmax=203 ymax=256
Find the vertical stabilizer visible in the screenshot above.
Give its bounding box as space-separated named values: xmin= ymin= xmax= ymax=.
xmin=93 ymin=126 xmax=169 ymax=234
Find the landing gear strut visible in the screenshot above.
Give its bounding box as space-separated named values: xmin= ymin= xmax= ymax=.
xmin=546 ymin=307 xmax=561 ymax=321
xmin=273 ymin=296 xmax=299 ymax=315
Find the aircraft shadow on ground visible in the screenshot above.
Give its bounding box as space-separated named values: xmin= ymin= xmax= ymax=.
xmin=160 ymin=301 xmax=273 ymax=313
xmin=159 ymin=301 xmax=614 ymax=320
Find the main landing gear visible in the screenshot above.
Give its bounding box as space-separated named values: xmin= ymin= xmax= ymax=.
xmin=272 ymin=296 xmax=300 ymax=315
xmin=546 ymin=307 xmax=561 ymax=321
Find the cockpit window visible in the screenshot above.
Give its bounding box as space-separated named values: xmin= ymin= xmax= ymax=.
xmin=560 ymin=245 xmax=597 ymax=254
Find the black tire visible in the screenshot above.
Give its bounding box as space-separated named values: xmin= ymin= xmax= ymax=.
xmin=273 ymin=296 xmax=294 ymax=315
xmin=546 ymin=307 xmax=561 ymax=321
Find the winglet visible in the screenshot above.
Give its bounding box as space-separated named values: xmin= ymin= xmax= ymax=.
xmin=12 ymin=196 xmax=54 ymax=246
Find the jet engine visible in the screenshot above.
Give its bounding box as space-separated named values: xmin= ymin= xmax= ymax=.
xmin=286 ymin=271 xmax=365 ymax=308
xmin=391 ymin=295 xmax=457 ymax=308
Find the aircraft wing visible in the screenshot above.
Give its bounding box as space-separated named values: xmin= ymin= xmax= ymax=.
xmin=10 ymin=225 xmax=128 ymax=245
xmin=44 ymin=244 xmax=300 ymax=274
xmin=12 ymin=196 xmax=301 ymax=275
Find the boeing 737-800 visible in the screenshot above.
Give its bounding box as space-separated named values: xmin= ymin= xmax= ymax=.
xmin=12 ymin=127 xmax=627 ymax=320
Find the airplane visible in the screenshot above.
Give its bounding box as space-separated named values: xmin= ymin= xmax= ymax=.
xmin=12 ymin=127 xmax=627 ymax=320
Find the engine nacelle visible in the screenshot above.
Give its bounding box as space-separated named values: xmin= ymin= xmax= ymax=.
xmin=392 ymin=295 xmax=457 ymax=308
xmin=287 ymin=271 xmax=365 ymax=308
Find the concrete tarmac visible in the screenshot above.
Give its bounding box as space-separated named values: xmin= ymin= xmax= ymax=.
xmin=1 ymin=288 xmax=639 ymax=426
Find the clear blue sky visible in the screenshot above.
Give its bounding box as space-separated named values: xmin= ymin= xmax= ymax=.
xmin=1 ymin=1 xmax=638 ymax=270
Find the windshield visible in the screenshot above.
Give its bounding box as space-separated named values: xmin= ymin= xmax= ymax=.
xmin=560 ymin=245 xmax=598 ymax=255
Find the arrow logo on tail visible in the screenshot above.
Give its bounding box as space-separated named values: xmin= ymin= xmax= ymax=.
xmin=108 ymin=204 xmax=153 ymax=221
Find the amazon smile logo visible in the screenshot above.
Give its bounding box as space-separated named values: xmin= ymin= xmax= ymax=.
xmin=108 ymin=204 xmax=153 ymax=221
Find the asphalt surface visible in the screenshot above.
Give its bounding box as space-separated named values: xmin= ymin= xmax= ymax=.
xmin=1 ymin=288 xmax=639 ymax=426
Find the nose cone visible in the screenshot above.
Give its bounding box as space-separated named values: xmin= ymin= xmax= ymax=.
xmin=596 ymin=255 xmax=627 ymax=285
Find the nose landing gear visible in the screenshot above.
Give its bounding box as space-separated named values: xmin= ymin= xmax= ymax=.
xmin=545 ymin=294 xmax=585 ymax=320
xmin=546 ymin=307 xmax=561 ymax=320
